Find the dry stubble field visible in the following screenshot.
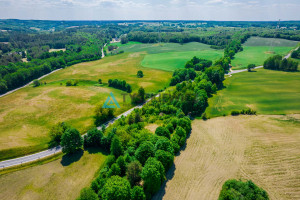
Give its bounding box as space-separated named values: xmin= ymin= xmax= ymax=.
xmin=153 ymin=115 xmax=300 ymax=200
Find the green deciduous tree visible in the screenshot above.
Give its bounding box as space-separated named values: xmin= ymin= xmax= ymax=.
xmin=135 ymin=141 xmax=155 ymax=165
xmin=60 ymin=128 xmax=83 ymax=154
xmin=77 ymin=187 xmax=99 ymax=200
xmin=131 ymin=186 xmax=146 ymax=200
xmin=101 ymin=176 xmax=131 ymax=200
xmin=110 ymin=136 xmax=123 ymax=158
xmin=126 ymin=160 xmax=142 ymax=186
xmin=155 ymin=150 xmax=174 ymax=171
xmin=137 ymin=70 xmax=144 ymax=78
xmin=141 ymin=157 xmax=165 ymax=198
xmin=155 ymin=126 xmax=170 ymax=139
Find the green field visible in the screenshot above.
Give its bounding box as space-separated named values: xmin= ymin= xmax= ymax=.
xmin=111 ymin=42 xmax=224 ymax=71
xmin=231 ymin=37 xmax=299 ymax=69
xmin=0 ymin=52 xmax=172 ymax=160
xmin=206 ymin=68 xmax=300 ymax=118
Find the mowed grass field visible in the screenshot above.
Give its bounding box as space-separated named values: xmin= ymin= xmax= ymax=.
xmin=153 ymin=115 xmax=300 ymax=200
xmin=112 ymin=42 xmax=224 ymax=71
xmin=231 ymin=37 xmax=299 ymax=69
xmin=206 ymin=68 xmax=300 ymax=118
xmin=0 ymin=148 xmax=107 ymax=200
xmin=0 ymin=52 xmax=172 ymax=160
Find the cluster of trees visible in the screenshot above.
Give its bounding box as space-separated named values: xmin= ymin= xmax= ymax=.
xmin=263 ymin=55 xmax=298 ymax=72
xmin=184 ymin=56 xmax=212 ymax=71
xmin=66 ymin=79 xmax=79 ymax=86
xmin=231 ymin=108 xmax=256 ymax=116
xmin=94 ymin=105 xmax=115 ymax=126
xmin=108 ymin=79 xmax=132 ymax=93
xmin=291 ymin=48 xmax=300 ymax=59
xmin=218 ymin=179 xmax=269 ymax=200
xmin=170 ymin=68 xmax=197 ymax=86
xmin=48 ymin=122 xmax=83 ymax=154
xmin=108 ymin=45 xmax=118 ymax=51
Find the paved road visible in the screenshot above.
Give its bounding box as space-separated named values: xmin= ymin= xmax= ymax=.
xmin=227 ymin=66 xmax=263 ymax=75
xmin=284 ymin=46 xmax=298 ymax=59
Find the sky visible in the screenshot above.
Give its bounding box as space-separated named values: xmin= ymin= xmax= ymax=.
xmin=0 ymin=0 xmax=299 ymax=21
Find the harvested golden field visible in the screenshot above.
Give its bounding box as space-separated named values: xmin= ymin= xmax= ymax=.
xmin=153 ymin=115 xmax=300 ymax=200
xmin=0 ymin=148 xmax=107 ymax=200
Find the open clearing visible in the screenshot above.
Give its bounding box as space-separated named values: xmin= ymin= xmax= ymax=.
xmin=0 ymin=148 xmax=107 ymax=200
xmin=153 ymin=115 xmax=300 ymax=200
xmin=0 ymin=52 xmax=171 ymax=160
xmin=112 ymin=42 xmax=223 ymax=71
xmin=231 ymin=37 xmax=299 ymax=69
xmin=206 ymin=68 xmax=300 ymax=118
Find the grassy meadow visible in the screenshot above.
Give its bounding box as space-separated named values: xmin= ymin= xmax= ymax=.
xmin=111 ymin=42 xmax=224 ymax=71
xmin=231 ymin=37 xmax=299 ymax=69
xmin=0 ymin=148 xmax=107 ymax=200
xmin=0 ymin=52 xmax=172 ymax=160
xmin=206 ymin=68 xmax=300 ymax=118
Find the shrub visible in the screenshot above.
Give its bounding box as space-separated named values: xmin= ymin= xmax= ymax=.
xmin=218 ymin=179 xmax=269 ymax=200
xmin=247 ymin=64 xmax=256 ymax=72
xmin=33 ymin=79 xmax=40 ymax=87
xmin=98 ymin=78 xmax=102 ymax=84
xmin=231 ymin=110 xmax=240 ymax=116
xmin=137 ymin=70 xmax=144 ymax=78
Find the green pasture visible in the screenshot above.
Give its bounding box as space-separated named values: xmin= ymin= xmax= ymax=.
xmin=206 ymin=68 xmax=300 ymax=118
xmin=231 ymin=37 xmax=299 ymax=69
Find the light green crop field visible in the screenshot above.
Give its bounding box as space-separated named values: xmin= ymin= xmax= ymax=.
xmin=231 ymin=37 xmax=299 ymax=69
xmin=112 ymin=42 xmax=224 ymax=71
xmin=206 ymin=68 xmax=300 ymax=118
xmin=0 ymin=52 xmax=172 ymax=160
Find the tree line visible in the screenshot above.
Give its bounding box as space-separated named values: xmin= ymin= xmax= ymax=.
xmin=108 ymin=79 xmax=132 ymax=93
xmin=0 ymin=33 xmax=107 ymax=94
xmin=263 ymin=55 xmax=298 ymax=72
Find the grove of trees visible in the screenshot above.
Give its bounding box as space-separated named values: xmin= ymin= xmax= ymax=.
xmin=263 ymin=55 xmax=298 ymax=71
xmin=108 ymin=79 xmax=132 ymax=93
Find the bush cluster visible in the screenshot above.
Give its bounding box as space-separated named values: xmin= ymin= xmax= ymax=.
xmin=108 ymin=79 xmax=132 ymax=93
xmin=231 ymin=108 xmax=256 ymax=116
xmin=264 ymin=55 xmax=298 ymax=72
